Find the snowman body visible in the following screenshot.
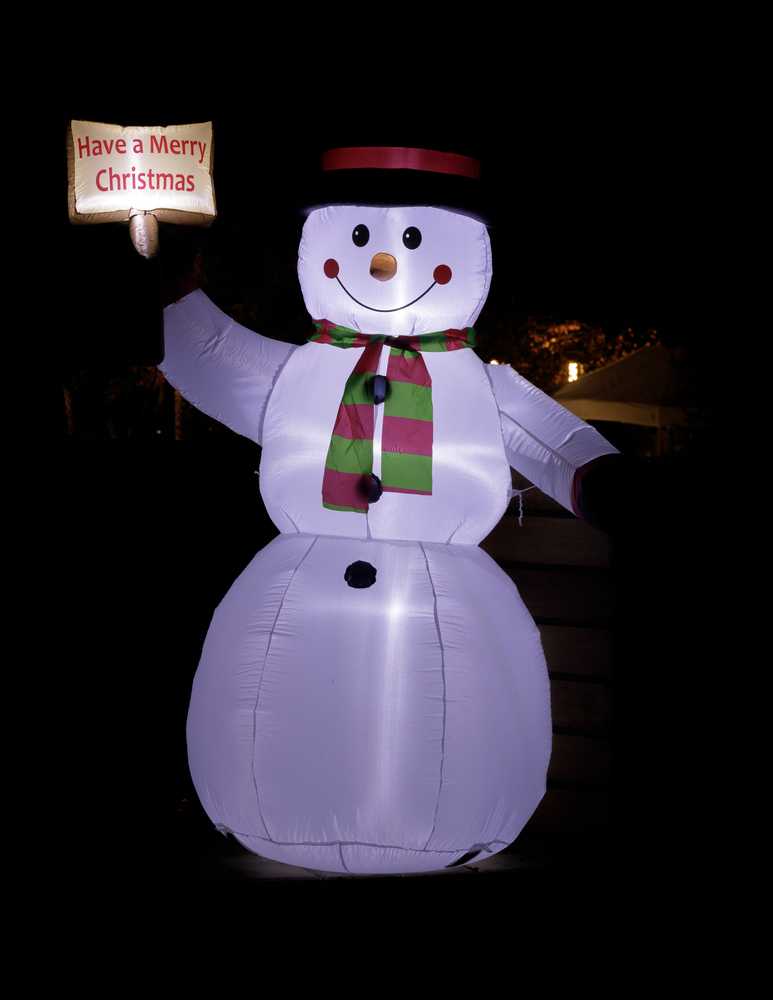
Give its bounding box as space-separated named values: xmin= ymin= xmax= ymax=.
xmin=162 ymin=205 xmax=617 ymax=873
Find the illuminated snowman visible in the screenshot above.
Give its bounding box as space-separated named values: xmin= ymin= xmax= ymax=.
xmin=161 ymin=147 xmax=617 ymax=874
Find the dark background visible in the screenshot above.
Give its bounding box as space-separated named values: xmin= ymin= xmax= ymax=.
xmin=18 ymin=84 xmax=723 ymax=882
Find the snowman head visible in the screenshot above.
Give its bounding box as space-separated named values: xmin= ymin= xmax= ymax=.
xmin=297 ymin=147 xmax=492 ymax=338
xmin=298 ymin=205 xmax=491 ymax=338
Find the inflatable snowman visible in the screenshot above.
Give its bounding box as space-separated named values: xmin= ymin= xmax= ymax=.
xmin=161 ymin=146 xmax=619 ymax=874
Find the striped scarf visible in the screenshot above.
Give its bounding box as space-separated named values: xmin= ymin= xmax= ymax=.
xmin=309 ymin=320 xmax=477 ymax=513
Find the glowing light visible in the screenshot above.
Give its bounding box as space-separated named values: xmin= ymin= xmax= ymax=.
xmin=490 ymin=359 xmax=500 ymax=365
xmin=568 ymin=362 xmax=578 ymax=382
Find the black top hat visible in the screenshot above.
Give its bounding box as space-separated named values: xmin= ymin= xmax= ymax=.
xmin=300 ymin=146 xmax=492 ymax=226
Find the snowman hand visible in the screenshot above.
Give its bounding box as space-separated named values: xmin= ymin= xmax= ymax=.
xmin=160 ymin=224 xmax=201 ymax=307
xmin=163 ymin=271 xmax=199 ymax=307
xmin=574 ymin=454 xmax=636 ymax=535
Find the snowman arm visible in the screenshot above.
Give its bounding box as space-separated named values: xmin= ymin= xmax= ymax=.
xmin=160 ymin=289 xmax=297 ymax=446
xmin=486 ymin=363 xmax=620 ymax=516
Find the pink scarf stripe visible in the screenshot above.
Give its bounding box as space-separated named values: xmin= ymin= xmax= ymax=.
xmin=322 ymin=467 xmax=370 ymax=511
xmin=333 ymin=402 xmax=374 ymax=441
xmin=382 ymin=415 xmax=433 ymax=456
xmin=387 ymin=350 xmax=433 ymax=385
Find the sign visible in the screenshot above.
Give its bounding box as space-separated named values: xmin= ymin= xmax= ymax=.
xmin=67 ymin=120 xmax=216 ymax=227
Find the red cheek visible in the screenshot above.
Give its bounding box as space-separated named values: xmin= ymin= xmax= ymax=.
xmin=433 ymin=265 xmax=452 ymax=285
xmin=324 ymin=258 xmax=339 ymax=279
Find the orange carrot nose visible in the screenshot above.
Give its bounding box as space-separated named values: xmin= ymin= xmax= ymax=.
xmin=370 ymin=253 xmax=397 ymax=281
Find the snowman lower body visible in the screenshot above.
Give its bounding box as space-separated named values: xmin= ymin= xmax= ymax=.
xmin=187 ymin=532 xmax=552 ymax=874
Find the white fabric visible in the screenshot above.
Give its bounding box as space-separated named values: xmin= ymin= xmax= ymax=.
xmin=487 ymin=362 xmax=620 ymax=512
xmin=186 ymin=533 xmax=551 ymax=874
xmin=161 ymin=290 xmax=296 ymax=446
xmin=160 ymin=205 xmax=618 ymax=874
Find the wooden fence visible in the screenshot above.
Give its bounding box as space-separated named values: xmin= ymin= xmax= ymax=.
xmin=480 ymin=471 xmax=614 ymax=849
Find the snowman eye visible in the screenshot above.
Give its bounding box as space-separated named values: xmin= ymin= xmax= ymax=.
xmin=402 ymin=227 xmax=422 ymax=249
xmin=352 ymin=225 xmax=370 ymax=247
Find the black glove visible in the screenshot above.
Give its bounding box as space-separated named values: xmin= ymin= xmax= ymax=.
xmin=575 ymin=454 xmax=645 ymax=536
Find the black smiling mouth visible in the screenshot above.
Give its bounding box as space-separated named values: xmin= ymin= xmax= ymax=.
xmin=334 ymin=276 xmax=438 ymax=313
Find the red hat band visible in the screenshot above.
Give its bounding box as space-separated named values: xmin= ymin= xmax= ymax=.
xmin=322 ymin=147 xmax=481 ymax=180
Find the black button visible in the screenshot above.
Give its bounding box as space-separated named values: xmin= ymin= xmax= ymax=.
xmin=369 ymin=474 xmax=382 ymax=503
xmin=345 ymin=561 xmax=377 ymax=589
xmin=373 ymin=374 xmax=387 ymax=405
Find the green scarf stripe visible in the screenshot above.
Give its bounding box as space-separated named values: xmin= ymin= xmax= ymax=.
xmin=324 ymin=435 xmax=373 ymax=476
xmin=384 ymin=381 xmax=433 ymax=422
xmin=310 ymin=325 xmax=369 ymax=347
xmin=342 ymin=372 xmax=376 ymax=407
xmin=381 ymin=452 xmax=433 ymax=493
xmin=311 ymin=324 xmax=384 ymax=348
